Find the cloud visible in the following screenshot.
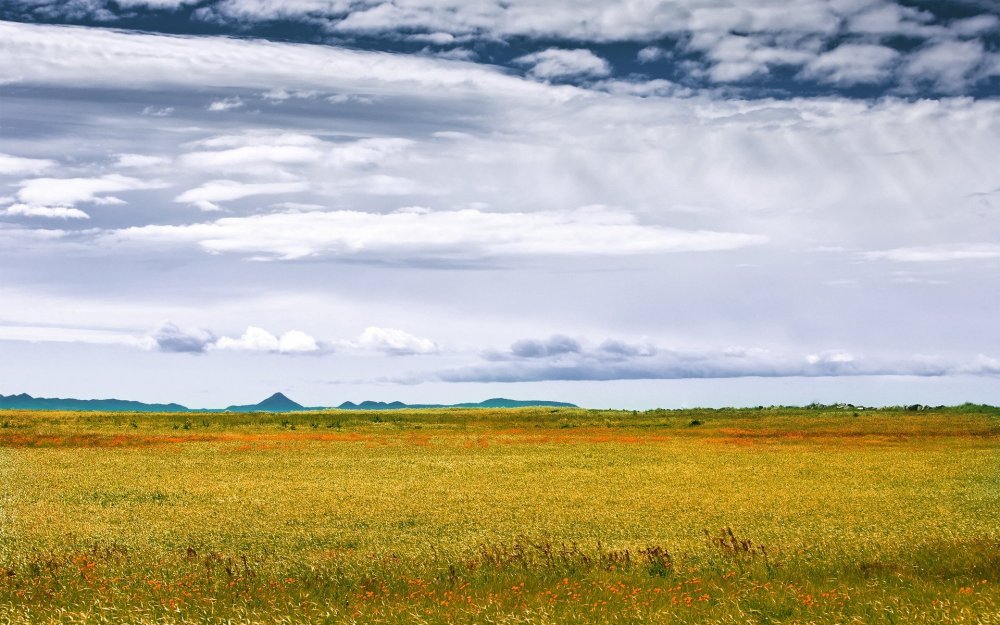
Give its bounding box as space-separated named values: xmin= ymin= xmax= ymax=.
xmin=863 ymin=244 xmax=1000 ymax=262
xmin=509 ymin=335 xmax=581 ymax=358
xmin=0 ymin=323 xmax=152 ymax=348
xmin=637 ymin=46 xmax=666 ymax=64
xmin=179 ymin=145 xmax=324 ymax=172
xmin=902 ymin=40 xmax=988 ymax=93
xmin=801 ymin=43 xmax=900 ymax=85
xmin=207 ymin=96 xmax=245 ymax=111
xmin=324 ymin=138 xmax=415 ymax=168
xmin=513 ymin=48 xmax=611 ymax=80
xmin=689 ymin=33 xmax=817 ymax=83
xmin=3 ymin=203 xmax=90 ymax=219
xmin=354 ymin=327 xmax=437 ymax=355
xmin=107 ymin=206 xmax=767 ymax=261
xmin=0 ymin=153 xmax=56 ymax=176
xmin=5 ymin=3 xmax=999 ymax=95
xmin=115 ymin=153 xmax=171 ymax=168
xmin=15 ymin=174 xmax=165 ymax=207
xmin=140 ymin=105 xmax=174 ymax=116
xmin=174 ymin=180 xmax=310 ymax=211
xmin=260 ymin=88 xmax=318 ymax=101
xmin=0 ymin=21 xmax=552 ymax=101
xmin=949 ymin=15 xmax=1000 ymax=37
xmin=150 ymin=322 xmax=215 ymax=353
xmin=424 ymin=335 xmax=1000 ymax=382
xmin=213 ymin=326 xmax=320 ymax=353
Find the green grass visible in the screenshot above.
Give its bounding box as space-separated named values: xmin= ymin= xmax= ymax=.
xmin=1 ymin=405 xmax=998 ymax=623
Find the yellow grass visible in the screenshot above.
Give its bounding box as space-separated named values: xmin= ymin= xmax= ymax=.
xmin=1 ymin=405 xmax=998 ymax=623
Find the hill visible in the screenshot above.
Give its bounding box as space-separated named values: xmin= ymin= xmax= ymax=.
xmin=0 ymin=393 xmax=188 ymax=412
xmin=225 ymin=392 xmax=306 ymax=412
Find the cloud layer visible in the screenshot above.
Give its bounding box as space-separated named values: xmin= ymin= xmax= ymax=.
xmin=108 ymin=206 xmax=765 ymax=260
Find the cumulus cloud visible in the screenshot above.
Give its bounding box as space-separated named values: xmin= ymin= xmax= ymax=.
xmin=637 ymin=46 xmax=666 ymax=64
xmin=513 ymin=48 xmax=612 ymax=80
xmin=801 ymin=44 xmax=900 ymax=85
xmin=902 ymin=40 xmax=988 ymax=93
xmin=213 ymin=326 xmax=320 ymax=353
xmin=174 ymin=180 xmax=310 ymax=211
xmin=354 ymin=327 xmax=437 ymax=355
xmin=0 ymin=153 xmax=56 ymax=176
xmin=150 ymin=322 xmax=216 ymax=353
xmin=106 ymin=206 xmax=767 ymax=260
xmin=689 ymin=33 xmax=817 ymax=83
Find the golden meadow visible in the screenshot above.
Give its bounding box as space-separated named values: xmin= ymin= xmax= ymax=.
xmin=1 ymin=405 xmax=998 ymax=624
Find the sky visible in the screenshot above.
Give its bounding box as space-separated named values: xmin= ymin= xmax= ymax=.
xmin=0 ymin=0 xmax=998 ymax=409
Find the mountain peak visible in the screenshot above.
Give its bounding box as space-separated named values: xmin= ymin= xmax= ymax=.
xmin=226 ymin=392 xmax=304 ymax=412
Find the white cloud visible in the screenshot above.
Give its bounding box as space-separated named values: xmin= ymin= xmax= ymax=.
xmin=323 ymin=174 xmax=427 ymax=196
xmin=4 ymin=203 xmax=90 ymax=219
xmin=324 ymin=138 xmax=415 ymax=168
xmin=0 ymin=153 xmax=56 ymax=176
xmin=115 ymin=153 xmax=171 ymax=168
xmin=16 ymin=174 xmax=165 ymax=207
xmin=863 ymin=244 xmax=1000 ymax=263
xmin=902 ymin=40 xmax=987 ymax=92
xmin=949 ymin=15 xmax=1000 ymax=37
xmin=260 ymin=88 xmax=318 ymax=101
xmin=207 ymin=96 xmax=245 ymax=111
xmin=0 ymin=324 xmax=152 ymax=348
xmin=513 ymin=48 xmax=611 ymax=80
xmin=801 ymin=43 xmax=900 ymax=85
xmin=637 ymin=46 xmax=666 ymax=64
xmin=0 ymin=21 xmax=554 ymax=101
xmin=180 ymin=145 xmax=324 ymax=171
xmin=6 ymin=2 xmax=998 ymax=95
xmin=213 ymin=326 xmax=320 ymax=353
xmin=174 ymin=180 xmax=310 ymax=211
xmin=140 ymin=105 xmax=174 ymax=116
xmin=691 ymin=33 xmax=818 ymax=83
xmin=354 ymin=327 xmax=437 ymax=355
xmin=107 ymin=206 xmax=767 ymax=260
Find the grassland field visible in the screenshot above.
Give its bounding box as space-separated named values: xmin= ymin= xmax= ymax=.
xmin=1 ymin=404 xmax=998 ymax=624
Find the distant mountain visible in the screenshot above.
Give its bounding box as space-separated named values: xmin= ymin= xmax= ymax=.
xmin=335 ymin=398 xmax=577 ymax=410
xmin=0 ymin=392 xmax=575 ymax=413
xmin=225 ymin=392 xmax=306 ymax=412
xmin=0 ymin=393 xmax=188 ymax=412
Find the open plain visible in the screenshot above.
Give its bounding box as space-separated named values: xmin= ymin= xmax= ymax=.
xmin=1 ymin=405 xmax=998 ymax=624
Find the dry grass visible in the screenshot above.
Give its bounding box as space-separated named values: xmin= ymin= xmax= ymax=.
xmin=1 ymin=405 xmax=998 ymax=623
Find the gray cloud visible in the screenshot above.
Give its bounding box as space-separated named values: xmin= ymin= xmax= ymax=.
xmin=429 ymin=337 xmax=1000 ymax=383
xmin=509 ymin=335 xmax=582 ymax=358
xmin=150 ymin=322 xmax=216 ymax=353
